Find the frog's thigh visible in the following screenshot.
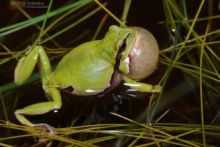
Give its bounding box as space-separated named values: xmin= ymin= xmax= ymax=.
xmin=122 ymin=76 xmax=161 ymax=93
xmin=15 ymin=45 xmax=52 ymax=85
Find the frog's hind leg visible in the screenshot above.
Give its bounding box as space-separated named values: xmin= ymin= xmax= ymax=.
xmin=14 ymin=46 xmax=62 ymax=133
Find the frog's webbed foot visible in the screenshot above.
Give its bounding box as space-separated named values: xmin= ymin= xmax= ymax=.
xmin=113 ymin=93 xmax=124 ymax=105
xmin=112 ymin=93 xmax=122 ymax=112
xmin=112 ymin=92 xmax=129 ymax=112
xmin=33 ymin=123 xmax=56 ymax=135
xmin=35 ymin=124 xmax=55 ymax=146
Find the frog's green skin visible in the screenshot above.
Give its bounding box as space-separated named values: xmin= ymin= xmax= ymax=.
xmin=14 ymin=25 xmax=161 ymax=130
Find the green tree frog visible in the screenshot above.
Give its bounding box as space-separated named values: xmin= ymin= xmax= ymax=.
xmin=14 ymin=25 xmax=161 ymax=131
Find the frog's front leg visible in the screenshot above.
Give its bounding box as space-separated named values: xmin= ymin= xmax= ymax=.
xmin=122 ymin=76 xmax=161 ymax=93
xmin=14 ymin=46 xmax=62 ymax=133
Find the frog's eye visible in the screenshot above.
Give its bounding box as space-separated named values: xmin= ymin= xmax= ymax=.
xmin=119 ymin=39 xmax=126 ymax=51
xmin=119 ymin=33 xmax=131 ymax=51
xmin=127 ymin=27 xmax=159 ymax=81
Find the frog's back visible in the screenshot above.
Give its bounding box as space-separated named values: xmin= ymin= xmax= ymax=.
xmin=49 ymin=41 xmax=115 ymax=95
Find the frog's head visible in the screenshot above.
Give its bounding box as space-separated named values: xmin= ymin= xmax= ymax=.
xmin=103 ymin=25 xmax=136 ymax=56
xmin=106 ymin=25 xmax=159 ymax=81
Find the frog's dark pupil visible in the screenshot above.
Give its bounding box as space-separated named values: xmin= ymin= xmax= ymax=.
xmin=119 ymin=32 xmax=131 ymax=52
xmin=119 ymin=40 xmax=126 ymax=51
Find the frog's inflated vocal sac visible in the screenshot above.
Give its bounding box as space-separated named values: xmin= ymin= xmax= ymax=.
xmin=14 ymin=25 xmax=161 ymax=130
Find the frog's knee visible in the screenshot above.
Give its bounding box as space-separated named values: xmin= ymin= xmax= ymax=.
xmin=53 ymin=102 xmax=62 ymax=110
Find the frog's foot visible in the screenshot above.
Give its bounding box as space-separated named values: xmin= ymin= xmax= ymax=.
xmin=151 ymin=85 xmax=161 ymax=93
xmin=32 ymin=123 xmax=56 ymax=135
